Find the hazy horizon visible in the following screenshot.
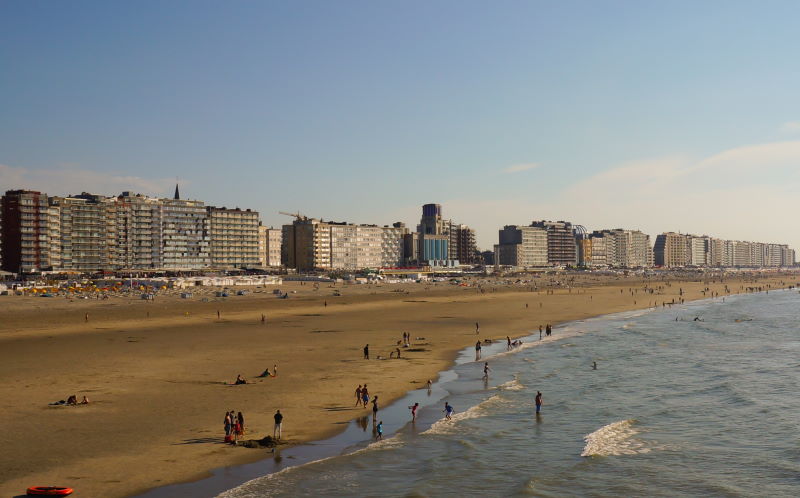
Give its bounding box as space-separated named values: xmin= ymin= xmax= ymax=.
xmin=2 ymin=1 xmax=799 ymax=251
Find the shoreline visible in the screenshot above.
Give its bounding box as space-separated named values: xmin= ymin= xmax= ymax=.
xmin=135 ymin=287 xmax=780 ymax=498
xmin=1 ymin=273 xmax=796 ymax=498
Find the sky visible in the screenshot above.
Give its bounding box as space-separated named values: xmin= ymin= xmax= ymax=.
xmin=2 ymin=0 xmax=800 ymax=251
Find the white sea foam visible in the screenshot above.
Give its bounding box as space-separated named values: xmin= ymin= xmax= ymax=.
xmin=422 ymin=394 xmax=504 ymax=435
xmin=580 ymin=419 xmax=650 ymax=457
xmin=347 ymin=434 xmax=405 ymax=456
xmin=496 ymin=378 xmax=525 ymax=391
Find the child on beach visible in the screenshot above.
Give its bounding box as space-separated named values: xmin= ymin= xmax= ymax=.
xmin=409 ymin=402 xmax=419 ymax=421
xmin=443 ymin=402 xmax=454 ymax=420
xmin=355 ymin=385 xmax=363 ymax=406
xmin=376 ymin=421 xmax=383 ymax=440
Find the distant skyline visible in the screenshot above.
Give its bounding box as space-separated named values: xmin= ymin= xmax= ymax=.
xmin=2 ymin=1 xmax=800 ymax=250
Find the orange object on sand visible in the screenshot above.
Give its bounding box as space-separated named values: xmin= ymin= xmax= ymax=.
xmin=26 ymin=486 xmax=74 ymax=496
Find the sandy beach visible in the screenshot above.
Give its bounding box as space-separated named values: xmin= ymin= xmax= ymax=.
xmin=0 ymin=271 xmax=795 ymax=497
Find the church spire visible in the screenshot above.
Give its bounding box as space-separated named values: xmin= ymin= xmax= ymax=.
xmin=174 ymin=182 xmax=180 ymax=200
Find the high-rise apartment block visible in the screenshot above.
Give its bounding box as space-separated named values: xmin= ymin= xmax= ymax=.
xmin=530 ymin=220 xmax=578 ymax=266
xmin=495 ymin=225 xmax=548 ymax=268
xmin=49 ymin=193 xmax=117 ymax=271
xmin=416 ymin=203 xmax=477 ymax=265
xmin=259 ymin=225 xmax=282 ymax=267
xmin=207 ymin=207 xmax=259 ymax=268
xmin=654 ymin=232 xmax=794 ymax=268
xmin=587 ymin=229 xmax=652 ymax=268
xmin=282 ymin=216 xmax=408 ymax=271
xmin=0 ymin=190 xmax=58 ymax=272
xmin=0 ymin=186 xmax=275 ymax=272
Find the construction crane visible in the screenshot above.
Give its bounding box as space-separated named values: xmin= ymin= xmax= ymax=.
xmin=279 ymin=211 xmax=309 ymax=221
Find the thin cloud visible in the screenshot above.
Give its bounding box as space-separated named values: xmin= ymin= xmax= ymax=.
xmin=503 ymin=163 xmax=539 ymax=174
xmin=780 ymin=121 xmax=800 ymax=134
xmin=0 ymin=163 xmax=174 ymax=197
xmin=447 ymin=140 xmax=800 ymax=250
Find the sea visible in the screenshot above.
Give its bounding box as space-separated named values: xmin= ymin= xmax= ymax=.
xmin=142 ymin=289 xmax=800 ymax=498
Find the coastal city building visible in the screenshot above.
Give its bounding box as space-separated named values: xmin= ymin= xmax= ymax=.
xmin=530 ymin=220 xmax=579 ymax=266
xmin=654 ymin=232 xmax=689 ymax=267
xmin=281 ymin=215 xmax=409 ymax=271
xmin=654 ymin=232 xmax=795 ymax=268
xmin=0 ymin=190 xmax=59 ymax=272
xmin=587 ymin=229 xmax=651 ymax=268
xmin=115 ymin=192 xmax=160 ymax=269
xmin=49 ymin=193 xmax=117 ymax=271
xmin=258 ymin=225 xmax=283 ymax=267
xmin=495 ymin=225 xmax=548 ymax=268
xmin=416 ymin=203 xmax=477 ymax=265
xmin=207 ymin=207 xmax=260 ymax=268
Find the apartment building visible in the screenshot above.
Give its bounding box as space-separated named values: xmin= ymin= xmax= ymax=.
xmin=115 ymin=192 xmax=159 ymax=269
xmin=654 ymin=232 xmax=690 ymax=267
xmin=282 ymin=217 xmax=408 ymax=270
xmin=530 ymin=220 xmax=578 ymax=266
xmin=0 ymin=190 xmax=59 ymax=272
xmin=448 ymin=223 xmax=478 ymax=264
xmin=258 ymin=225 xmax=283 ymax=267
xmin=496 ymin=225 xmax=548 ymax=267
xmin=152 ymin=198 xmax=210 ymax=270
xmin=207 ymin=207 xmax=259 ymax=268
xmin=417 ymin=204 xmax=477 ymax=264
xmin=49 ymin=193 xmax=117 ymax=271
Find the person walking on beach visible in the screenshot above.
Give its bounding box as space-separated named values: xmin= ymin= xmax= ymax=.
xmin=535 ymin=391 xmax=543 ymax=414
xmin=237 ymin=411 xmax=245 ymax=436
xmin=376 ymin=420 xmax=383 ymax=440
xmin=362 ymin=384 xmax=370 ymax=408
xmin=482 ymin=362 xmax=491 ymax=380
xmin=443 ymin=402 xmax=454 ymax=420
xmin=355 ymin=385 xmax=363 ymax=406
xmin=273 ymin=410 xmax=283 ymax=440
xmin=224 ymin=412 xmax=232 ymax=442
xmin=363 ymin=344 xmax=369 ymax=360
xmin=475 ymin=341 xmax=482 ymax=361
xmin=539 ymin=325 xmax=543 ymax=340
xmin=475 ymin=322 xmax=480 ymax=334
xmin=507 ymin=336 xmax=512 ymax=350
xmin=409 ymin=402 xmax=419 ymax=421
xmin=371 ymin=396 xmax=379 ymax=417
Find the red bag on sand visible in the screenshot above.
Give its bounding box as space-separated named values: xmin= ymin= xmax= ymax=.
xmin=224 ymin=435 xmax=233 ymax=443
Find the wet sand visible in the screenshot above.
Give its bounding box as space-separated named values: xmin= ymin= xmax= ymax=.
xmin=0 ymin=272 xmax=794 ymax=497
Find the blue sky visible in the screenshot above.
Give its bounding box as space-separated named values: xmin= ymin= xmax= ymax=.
xmin=2 ymin=1 xmax=800 ymax=250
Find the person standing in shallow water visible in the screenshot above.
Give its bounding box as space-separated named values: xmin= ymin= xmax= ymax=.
xmin=443 ymin=402 xmax=454 ymax=420
xmin=475 ymin=341 xmax=482 ymax=361
xmin=535 ymin=391 xmax=543 ymax=414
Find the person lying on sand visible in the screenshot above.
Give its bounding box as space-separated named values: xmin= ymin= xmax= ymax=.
xmin=235 ymin=374 xmax=247 ymax=385
xmin=258 ymin=368 xmax=273 ymax=378
xmin=67 ymin=394 xmax=78 ymax=405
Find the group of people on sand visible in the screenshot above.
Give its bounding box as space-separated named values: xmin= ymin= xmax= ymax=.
xmin=50 ymin=394 xmax=90 ymax=406
xmin=224 ymin=410 xmax=245 ymax=443
xmin=354 ymin=384 xmax=379 ymax=412
xmin=258 ymin=364 xmax=278 ymax=378
xmin=234 ymin=364 xmax=278 ymax=384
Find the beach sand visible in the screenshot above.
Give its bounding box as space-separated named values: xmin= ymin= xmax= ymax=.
xmin=0 ymin=272 xmax=794 ymax=497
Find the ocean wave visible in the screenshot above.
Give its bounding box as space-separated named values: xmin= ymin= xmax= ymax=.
xmin=496 ymin=378 xmax=525 ymax=391
xmin=580 ymin=419 xmax=649 ymax=457
xmin=421 ymin=394 xmax=504 ymax=435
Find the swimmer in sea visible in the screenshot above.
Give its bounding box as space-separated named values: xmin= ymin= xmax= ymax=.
xmin=592 ymin=361 xmax=597 ymax=370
